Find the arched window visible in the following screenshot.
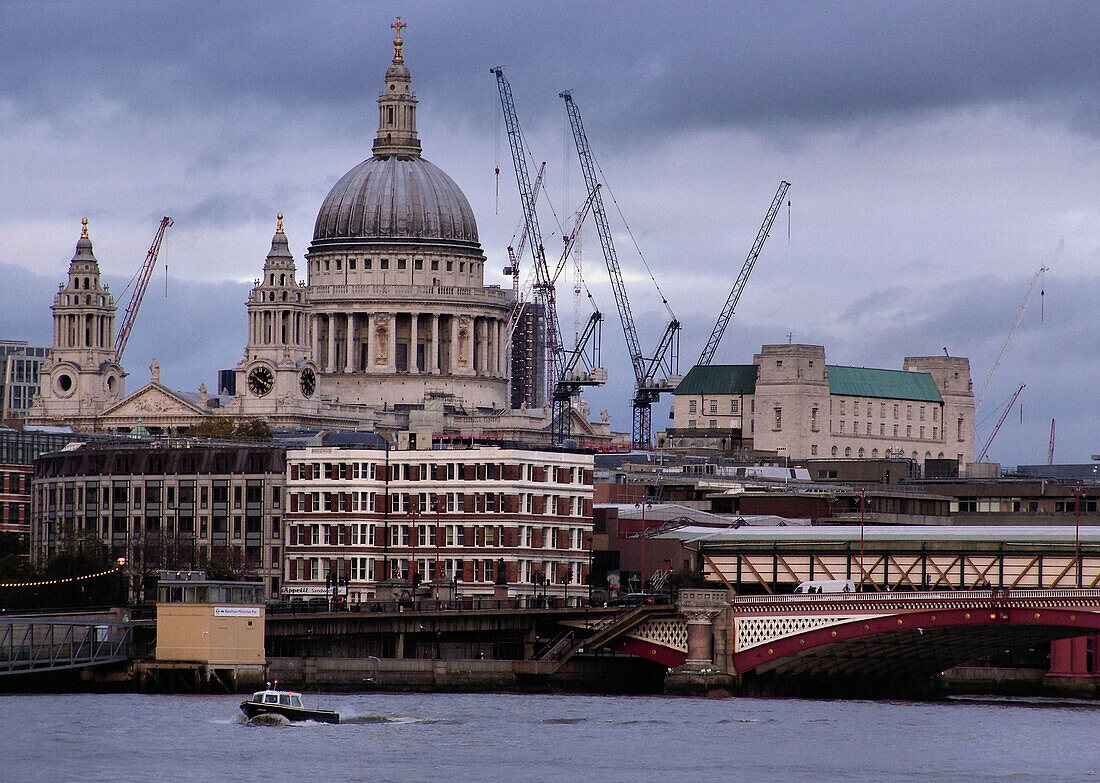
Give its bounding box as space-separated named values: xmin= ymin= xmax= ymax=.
xmin=844 ymin=447 xmax=852 ymax=457
xmin=279 ymin=274 xmax=286 ymax=286
xmin=858 ymin=448 xmax=865 ymax=458
xmin=871 ymin=449 xmax=879 ymax=458
xmin=831 ymin=446 xmax=838 ymax=457
xmin=270 ymin=274 xmax=275 ymax=285
xmin=938 ymin=452 xmax=944 ymax=459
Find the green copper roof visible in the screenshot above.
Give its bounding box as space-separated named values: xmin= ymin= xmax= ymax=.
xmin=674 ymin=365 xmax=758 ymax=395
xmin=826 ymin=365 xmax=942 ymax=402
xmin=674 ymin=363 xmax=942 ymax=403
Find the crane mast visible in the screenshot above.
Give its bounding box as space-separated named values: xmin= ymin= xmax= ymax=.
xmin=492 ymin=68 xmax=562 ymax=400
xmin=560 ymin=90 xmax=679 ymax=449
xmin=698 ymin=181 xmax=790 ymax=366
xmin=977 ymin=382 xmax=1025 ymax=462
xmin=116 ymin=216 xmax=172 ymax=360
xmin=493 ymin=69 xmax=604 ymax=443
xmin=976 ymin=265 xmax=1048 ymax=410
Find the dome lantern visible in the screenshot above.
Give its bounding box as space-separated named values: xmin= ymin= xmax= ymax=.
xmin=373 ymin=16 xmax=421 ymax=158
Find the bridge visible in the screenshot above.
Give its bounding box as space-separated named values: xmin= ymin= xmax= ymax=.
xmin=0 ymin=617 xmax=134 ymax=678
xmin=607 ymin=588 xmax=1100 ymax=695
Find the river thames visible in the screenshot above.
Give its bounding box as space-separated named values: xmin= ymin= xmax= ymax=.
xmin=2 ymin=691 xmax=1096 ymax=782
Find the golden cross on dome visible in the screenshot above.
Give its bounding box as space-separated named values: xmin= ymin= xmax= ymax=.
xmin=81 ymin=217 xmax=88 ymax=238
xmin=276 ymin=212 xmax=284 ymax=234
xmin=391 ymin=17 xmax=406 ymax=63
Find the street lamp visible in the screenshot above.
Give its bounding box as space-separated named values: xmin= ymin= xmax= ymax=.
xmin=1075 ymin=484 xmax=1083 ymax=588
xmin=859 ymin=489 xmax=866 ymax=591
xmin=116 ymin=557 xmax=127 ymax=606
xmin=433 ymin=494 xmax=443 ymax=605
xmin=168 ymin=505 xmax=181 ymax=570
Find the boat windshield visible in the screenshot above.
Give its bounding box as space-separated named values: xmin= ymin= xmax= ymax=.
xmin=264 ymin=693 xmax=279 ymax=704
xmin=290 ymin=695 xmax=303 ymax=708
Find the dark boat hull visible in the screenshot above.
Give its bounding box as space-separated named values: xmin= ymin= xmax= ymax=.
xmin=240 ymin=700 xmax=340 ymax=724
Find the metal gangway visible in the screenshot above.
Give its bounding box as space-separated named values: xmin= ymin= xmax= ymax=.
xmin=0 ymin=619 xmax=134 ymax=676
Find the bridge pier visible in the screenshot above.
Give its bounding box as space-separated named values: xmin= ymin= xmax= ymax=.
xmin=665 ymin=589 xmax=737 ymax=696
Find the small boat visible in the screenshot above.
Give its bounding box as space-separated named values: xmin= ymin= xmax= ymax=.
xmin=240 ymin=682 xmax=340 ymax=724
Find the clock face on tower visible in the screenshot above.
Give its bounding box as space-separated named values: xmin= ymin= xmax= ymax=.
xmin=247 ymin=365 xmax=275 ymax=396
xmin=300 ymin=367 xmax=316 ymax=397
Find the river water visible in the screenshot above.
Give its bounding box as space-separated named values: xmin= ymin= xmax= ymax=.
xmin=2 ymin=691 xmax=1096 ymax=782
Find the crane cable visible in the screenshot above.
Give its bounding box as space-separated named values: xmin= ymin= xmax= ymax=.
xmin=589 ymin=150 xmax=677 ymax=321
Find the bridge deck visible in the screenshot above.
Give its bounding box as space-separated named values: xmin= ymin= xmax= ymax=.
xmin=0 ymin=621 xmax=133 ymax=677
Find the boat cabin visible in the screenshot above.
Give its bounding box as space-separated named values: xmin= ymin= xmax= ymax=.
xmin=250 ymin=689 xmax=304 ymax=709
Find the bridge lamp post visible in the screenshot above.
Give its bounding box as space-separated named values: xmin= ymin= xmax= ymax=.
xmin=433 ymin=495 xmax=443 ymax=605
xmin=1075 ymin=484 xmax=1083 ymax=588
xmin=859 ymin=490 xmax=866 ymax=591
xmin=116 ymin=556 xmax=127 ymax=606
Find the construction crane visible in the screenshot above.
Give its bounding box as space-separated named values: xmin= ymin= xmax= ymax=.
xmin=505 ymin=184 xmax=598 ymax=345
xmin=561 ymin=89 xmax=680 ymax=450
xmin=976 ymin=382 xmax=1025 ymax=462
xmin=550 ymin=311 xmax=605 ymax=444
xmin=698 ymin=180 xmax=790 ymax=366
xmin=975 ymin=265 xmax=1048 ymax=410
xmin=492 ymin=68 xmax=604 ymax=442
xmin=492 ymin=68 xmax=562 ymax=401
xmin=1048 ymin=419 xmax=1056 ymax=465
xmin=503 ymin=162 xmax=546 ymax=306
xmin=116 ymin=216 xmax=173 ymax=360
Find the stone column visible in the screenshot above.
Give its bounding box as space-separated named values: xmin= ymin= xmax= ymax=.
xmin=493 ymin=319 xmax=502 ymax=376
xmin=409 ymin=312 xmax=419 ymax=374
xmin=324 ymin=313 xmax=335 ymax=373
xmin=430 ymin=314 xmax=440 ymax=374
xmin=344 ymin=312 xmax=355 ymax=373
xmin=311 ymin=314 xmax=321 ymax=369
xmin=676 ymin=589 xmax=732 ymax=666
xmin=450 ymin=316 xmax=459 ymax=373
xmin=388 ymin=314 xmax=397 ymax=373
xmin=487 ymin=319 xmax=496 ymax=376
xmin=477 ymin=318 xmax=487 ymax=374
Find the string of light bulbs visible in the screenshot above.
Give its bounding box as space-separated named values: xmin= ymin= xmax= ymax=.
xmin=0 ymin=565 xmax=123 ymax=589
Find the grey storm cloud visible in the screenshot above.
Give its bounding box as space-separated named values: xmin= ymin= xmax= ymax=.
xmin=4 ymin=2 xmax=1098 ymax=137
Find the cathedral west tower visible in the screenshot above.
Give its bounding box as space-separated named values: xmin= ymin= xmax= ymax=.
xmin=229 ymin=214 xmax=328 ymax=425
xmin=31 ymin=218 xmax=126 ymax=424
xmin=304 ymin=19 xmax=510 ymax=412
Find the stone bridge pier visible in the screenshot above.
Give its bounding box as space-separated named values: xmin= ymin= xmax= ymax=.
xmin=664 ymin=589 xmax=736 ymax=696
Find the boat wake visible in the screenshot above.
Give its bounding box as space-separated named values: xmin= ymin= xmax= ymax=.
xmin=244 ymin=713 xmax=293 ymax=727
xmin=340 ymin=714 xmax=445 ymax=725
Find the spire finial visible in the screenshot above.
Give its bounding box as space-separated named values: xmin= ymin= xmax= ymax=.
xmin=81 ymin=217 xmax=89 ymax=238
xmin=276 ymin=212 xmax=284 ymax=234
xmin=391 ymin=17 xmax=406 ymax=63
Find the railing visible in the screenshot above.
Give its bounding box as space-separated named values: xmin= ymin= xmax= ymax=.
xmin=732 ymin=588 xmax=1100 ymax=607
xmin=0 ymin=620 xmax=133 ymax=676
xmin=268 ymin=595 xmax=598 ymax=615
xmin=535 ymin=630 xmax=576 ymax=661
xmin=307 ymin=283 xmax=508 ymax=306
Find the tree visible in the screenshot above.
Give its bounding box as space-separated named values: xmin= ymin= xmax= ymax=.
xmin=234 ymin=418 xmax=273 ymax=441
xmin=185 ymin=417 xmax=235 ymax=439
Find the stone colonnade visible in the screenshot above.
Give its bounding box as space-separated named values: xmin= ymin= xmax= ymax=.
xmin=249 ymin=307 xmax=308 ymax=349
xmin=310 ymin=311 xmax=507 ymax=376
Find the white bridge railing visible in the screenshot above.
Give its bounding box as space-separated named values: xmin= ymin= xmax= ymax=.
xmin=732 ymin=588 xmax=1100 ymax=607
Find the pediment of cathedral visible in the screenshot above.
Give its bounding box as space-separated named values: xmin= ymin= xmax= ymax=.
xmin=98 ymin=382 xmax=212 ymax=421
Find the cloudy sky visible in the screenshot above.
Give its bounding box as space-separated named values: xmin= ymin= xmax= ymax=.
xmin=2 ymin=1 xmax=1097 ymax=466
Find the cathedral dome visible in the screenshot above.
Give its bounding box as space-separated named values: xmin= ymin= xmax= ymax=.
xmin=312 ymin=155 xmax=478 ymax=246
